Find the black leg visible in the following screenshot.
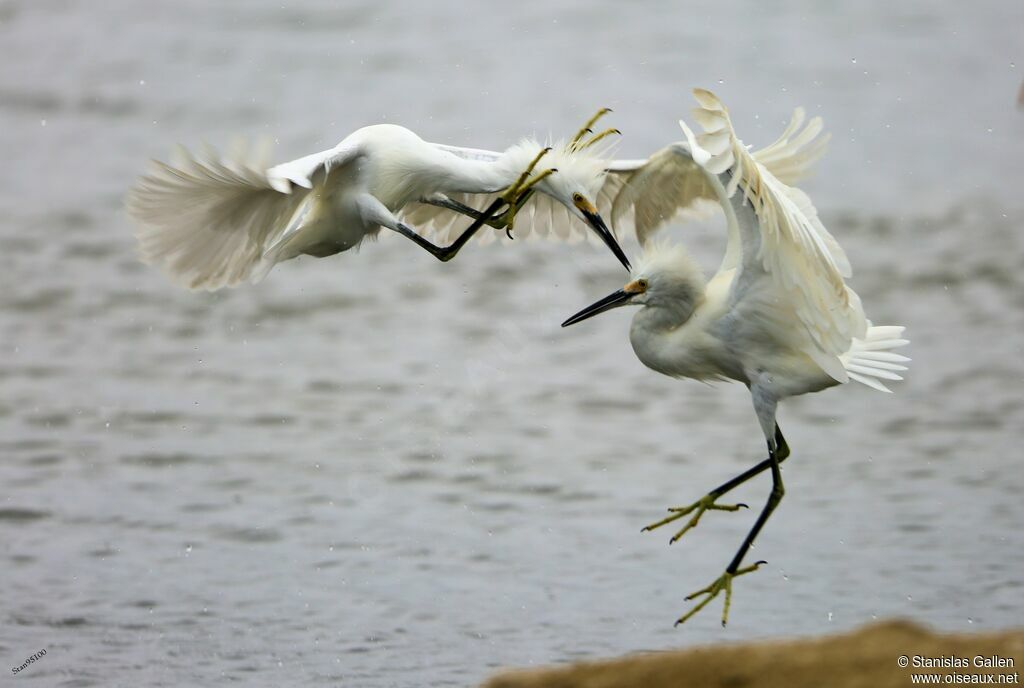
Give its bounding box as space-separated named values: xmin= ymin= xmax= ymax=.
xmin=423 ymin=196 xmax=509 ymax=229
xmin=707 ymin=424 xmax=790 ymax=500
xmin=672 ymin=425 xmax=790 ymax=627
xmin=725 ymin=434 xmax=786 ymax=575
xmin=423 ymin=189 xmax=539 ymax=240
xmin=393 ymin=197 xmax=505 ymax=262
xmin=642 ymin=424 xmax=789 ymax=540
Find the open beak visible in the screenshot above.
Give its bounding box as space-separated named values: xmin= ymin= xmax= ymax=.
xmin=561 ymin=288 xmax=633 ymax=327
xmin=575 ymin=198 xmax=631 ymax=271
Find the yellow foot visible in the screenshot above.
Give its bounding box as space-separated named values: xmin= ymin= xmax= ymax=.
xmin=574 ymin=126 xmax=622 ymax=152
xmin=569 ymin=107 xmax=613 ymax=148
xmin=569 ymin=108 xmax=622 ymax=151
xmin=496 ymin=146 xmax=557 ymax=236
xmin=676 ymin=561 xmax=766 ymax=627
xmin=642 ymin=494 xmax=748 ymax=544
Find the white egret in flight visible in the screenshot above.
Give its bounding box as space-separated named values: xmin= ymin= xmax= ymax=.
xmin=126 ymin=113 xmax=630 ymax=291
xmin=562 ymin=89 xmax=909 ymax=626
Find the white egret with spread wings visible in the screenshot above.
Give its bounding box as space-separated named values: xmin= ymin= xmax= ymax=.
xmin=562 ymin=89 xmax=909 ymax=626
xmin=126 ymin=112 xmax=630 ymax=291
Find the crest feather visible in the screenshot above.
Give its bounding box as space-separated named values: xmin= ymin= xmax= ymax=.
xmin=633 ymin=239 xmax=704 ymax=282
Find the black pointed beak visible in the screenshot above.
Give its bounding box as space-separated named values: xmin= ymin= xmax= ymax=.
xmin=561 ymin=288 xmax=633 ymax=327
xmin=581 ymin=209 xmax=631 ymax=271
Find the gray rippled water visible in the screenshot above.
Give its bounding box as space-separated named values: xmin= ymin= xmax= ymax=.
xmin=1 ymin=1 xmax=1022 ymax=686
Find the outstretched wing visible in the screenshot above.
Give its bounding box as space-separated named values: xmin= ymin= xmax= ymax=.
xmin=679 ymin=89 xmax=862 ymax=381
xmin=606 ymin=106 xmax=830 ymax=246
xmin=126 ymin=140 xmax=360 ymax=290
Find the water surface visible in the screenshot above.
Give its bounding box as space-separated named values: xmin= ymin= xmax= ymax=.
xmin=1 ymin=1 xmax=1022 ymax=685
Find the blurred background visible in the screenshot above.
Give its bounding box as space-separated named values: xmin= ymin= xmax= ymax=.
xmin=1 ymin=1 xmax=1021 ymax=685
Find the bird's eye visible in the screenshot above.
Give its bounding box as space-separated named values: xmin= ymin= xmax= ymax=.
xmin=572 ymin=193 xmax=583 ymax=203
xmin=638 ymin=279 xmax=649 ymax=290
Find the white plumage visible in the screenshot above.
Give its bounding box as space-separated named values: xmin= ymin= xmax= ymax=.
xmin=126 ymin=124 xmax=629 ymax=291
xmin=561 ymin=89 xmax=908 ymax=627
xmin=607 ymin=103 xmax=830 ymax=247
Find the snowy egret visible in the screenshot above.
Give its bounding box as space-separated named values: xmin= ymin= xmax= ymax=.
xmin=562 ymin=89 xmax=909 ymax=627
xmin=126 ymin=114 xmax=629 ymax=291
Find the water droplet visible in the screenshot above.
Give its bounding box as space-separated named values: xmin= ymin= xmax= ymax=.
xmin=717 ymin=79 xmax=724 ymax=84
xmin=967 ymin=617 xmax=973 ymax=624
xmin=907 ymin=594 xmax=913 ymax=602
xmin=185 ymin=544 xmax=192 ymax=554
xmin=851 ymin=57 xmax=857 ymax=64
xmin=139 ymin=79 xmax=146 ymax=86
xmin=40 ymin=119 xmax=47 ymax=127
xmin=827 ymin=611 xmax=833 ymax=621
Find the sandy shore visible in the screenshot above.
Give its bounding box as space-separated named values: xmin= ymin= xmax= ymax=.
xmin=484 ymin=620 xmax=1024 ymax=688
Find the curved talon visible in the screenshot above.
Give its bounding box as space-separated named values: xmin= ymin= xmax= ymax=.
xmin=505 ymin=227 xmax=514 ymax=241
xmin=570 ymin=108 xmax=615 ymax=148
xmin=576 ymin=127 xmax=623 ymax=151
xmin=669 ymin=524 xmax=696 ymax=544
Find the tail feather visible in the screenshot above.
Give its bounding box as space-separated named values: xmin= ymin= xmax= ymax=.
xmin=840 ymin=324 xmax=910 ymax=393
xmin=126 ymin=143 xmax=307 ymax=291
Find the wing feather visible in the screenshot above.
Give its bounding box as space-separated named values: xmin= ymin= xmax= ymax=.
xmin=681 ymin=88 xmax=864 ymax=373
xmin=126 ymin=140 xmax=359 ymax=290
xmin=603 ymin=104 xmax=829 ymax=246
